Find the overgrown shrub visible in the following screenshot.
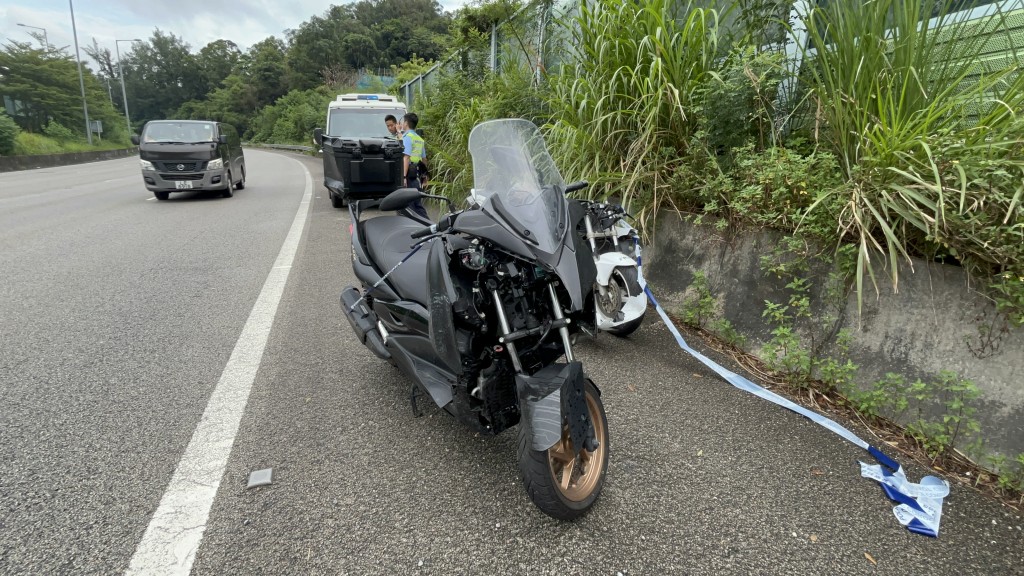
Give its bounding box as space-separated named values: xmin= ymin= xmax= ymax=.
xmin=42 ymin=120 xmax=79 ymax=142
xmin=0 ymin=112 xmax=19 ymax=155
xmin=795 ymin=0 xmax=1024 ymax=313
xmin=249 ymin=88 xmax=331 ymax=143
xmin=415 ymin=61 xmax=549 ymax=199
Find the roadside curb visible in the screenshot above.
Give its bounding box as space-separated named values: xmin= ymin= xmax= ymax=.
xmin=0 ymin=147 xmax=139 ymax=173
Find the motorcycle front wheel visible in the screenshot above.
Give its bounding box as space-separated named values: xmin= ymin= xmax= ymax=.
xmin=516 ymin=380 xmax=609 ymax=520
xmin=599 ymin=267 xmax=645 ymax=337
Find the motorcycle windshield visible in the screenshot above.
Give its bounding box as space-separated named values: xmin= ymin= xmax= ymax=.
xmin=469 ymin=119 xmax=567 ymax=254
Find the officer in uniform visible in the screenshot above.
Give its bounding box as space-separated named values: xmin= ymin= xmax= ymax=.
xmin=401 ymin=113 xmax=429 ymax=219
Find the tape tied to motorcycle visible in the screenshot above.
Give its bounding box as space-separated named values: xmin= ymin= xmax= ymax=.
xmin=635 ymin=263 xmax=948 ymax=537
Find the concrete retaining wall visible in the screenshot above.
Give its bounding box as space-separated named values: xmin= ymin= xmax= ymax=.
xmin=0 ymin=147 xmax=138 ymax=173
xmin=643 ymin=215 xmax=1024 ymax=459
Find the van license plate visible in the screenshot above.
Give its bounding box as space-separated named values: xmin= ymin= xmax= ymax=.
xmin=175 ymin=181 xmax=193 ymax=190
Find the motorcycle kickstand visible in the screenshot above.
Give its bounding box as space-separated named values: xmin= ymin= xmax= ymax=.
xmin=410 ymin=385 xmax=424 ymax=418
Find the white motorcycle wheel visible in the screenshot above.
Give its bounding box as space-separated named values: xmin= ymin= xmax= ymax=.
xmin=598 ymin=267 xmax=645 ymax=337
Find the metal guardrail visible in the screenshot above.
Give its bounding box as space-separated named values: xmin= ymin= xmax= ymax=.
xmin=245 ymin=143 xmax=315 ymax=152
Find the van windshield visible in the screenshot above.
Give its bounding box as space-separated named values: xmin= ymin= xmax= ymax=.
xmin=142 ymin=122 xmax=217 ymax=143
xmin=327 ymin=108 xmax=404 ymax=139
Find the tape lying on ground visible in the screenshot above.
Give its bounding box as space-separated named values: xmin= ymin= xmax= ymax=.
xmin=636 ymin=265 xmax=948 ymax=537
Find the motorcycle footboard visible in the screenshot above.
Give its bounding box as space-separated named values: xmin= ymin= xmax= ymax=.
xmin=515 ymin=361 xmax=591 ymax=453
xmin=340 ymin=286 xmax=390 ymax=360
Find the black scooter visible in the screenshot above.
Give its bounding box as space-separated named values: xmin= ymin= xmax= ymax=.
xmin=340 ymin=119 xmax=609 ymax=519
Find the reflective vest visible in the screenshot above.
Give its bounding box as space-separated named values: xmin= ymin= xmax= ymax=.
xmin=404 ymin=130 xmax=425 ymax=164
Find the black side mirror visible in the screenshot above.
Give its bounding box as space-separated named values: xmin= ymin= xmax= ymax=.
xmin=131 ymin=134 xmax=140 ymax=145
xmin=218 ymin=134 xmax=229 ymax=144
xmin=379 ymin=187 xmax=424 ymax=211
xmin=313 ymin=127 xmax=323 ymax=146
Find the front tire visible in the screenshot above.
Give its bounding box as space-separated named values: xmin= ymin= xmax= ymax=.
xmin=517 ymin=380 xmax=608 ymax=520
xmin=600 ymin=267 xmax=645 ymax=337
xmin=222 ymin=172 xmax=234 ymax=198
xmin=154 ymin=191 xmax=169 ymax=201
xmin=330 ymin=191 xmax=346 ymax=209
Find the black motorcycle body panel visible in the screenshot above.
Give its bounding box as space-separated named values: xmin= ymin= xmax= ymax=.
xmin=341 ymin=119 xmax=600 ymax=455
xmin=426 ymin=240 xmax=462 ymax=376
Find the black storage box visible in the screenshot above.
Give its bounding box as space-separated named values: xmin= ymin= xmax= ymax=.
xmin=322 ymin=137 xmax=405 ymax=202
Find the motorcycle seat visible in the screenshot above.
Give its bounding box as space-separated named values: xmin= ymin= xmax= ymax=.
xmin=362 ymin=216 xmax=431 ymax=306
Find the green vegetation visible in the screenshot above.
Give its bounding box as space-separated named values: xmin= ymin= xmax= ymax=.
xmin=680 ymin=271 xmax=716 ymax=329
xmin=0 ymin=41 xmax=132 ymax=152
xmin=1 ymin=0 xmax=454 ymax=149
xmin=0 ymin=112 xmax=19 ymax=155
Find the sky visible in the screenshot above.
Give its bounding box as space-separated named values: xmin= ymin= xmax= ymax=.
xmin=0 ymin=0 xmax=470 ymax=69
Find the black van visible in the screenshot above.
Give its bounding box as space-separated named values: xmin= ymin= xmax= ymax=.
xmin=131 ymin=121 xmax=246 ymax=200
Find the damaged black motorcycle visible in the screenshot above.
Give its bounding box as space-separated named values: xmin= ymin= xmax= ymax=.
xmin=340 ymin=119 xmax=608 ymax=519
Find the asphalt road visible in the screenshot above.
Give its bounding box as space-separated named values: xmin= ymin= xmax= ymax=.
xmin=1 ymin=151 xmax=1022 ymax=575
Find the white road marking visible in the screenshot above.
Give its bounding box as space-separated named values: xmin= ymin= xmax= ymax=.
xmin=146 ymin=197 xmax=156 ymax=202
xmin=126 ymin=159 xmax=314 ymax=576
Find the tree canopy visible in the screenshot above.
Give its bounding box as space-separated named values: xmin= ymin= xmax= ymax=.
xmin=1 ymin=0 xmax=455 ymax=143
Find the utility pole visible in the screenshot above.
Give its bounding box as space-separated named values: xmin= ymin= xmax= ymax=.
xmin=69 ymin=0 xmax=92 ymax=145
xmin=116 ymin=39 xmax=141 ymax=135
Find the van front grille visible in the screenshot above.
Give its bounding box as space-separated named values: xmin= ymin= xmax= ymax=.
xmin=157 ymin=161 xmax=203 ymax=172
xmin=159 ymin=173 xmax=204 ymax=181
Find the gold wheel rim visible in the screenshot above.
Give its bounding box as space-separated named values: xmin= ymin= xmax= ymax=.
xmin=547 ymin=391 xmax=606 ymax=502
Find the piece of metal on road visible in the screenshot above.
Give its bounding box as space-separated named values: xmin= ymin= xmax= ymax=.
xmin=126 ymin=158 xmax=313 ymax=575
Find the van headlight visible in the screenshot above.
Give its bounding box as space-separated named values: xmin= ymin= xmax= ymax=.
xmin=207 ymin=158 xmax=223 ymax=171
xmin=140 ymin=160 xmax=155 ymax=171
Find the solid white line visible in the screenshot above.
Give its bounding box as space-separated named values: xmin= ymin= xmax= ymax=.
xmin=126 ymin=159 xmax=313 ymax=576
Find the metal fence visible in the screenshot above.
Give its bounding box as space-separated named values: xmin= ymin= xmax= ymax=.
xmin=398 ymin=0 xmax=1024 ymax=113
xmin=399 ymin=0 xmax=579 ymax=109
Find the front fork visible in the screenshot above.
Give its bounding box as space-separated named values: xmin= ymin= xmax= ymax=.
xmin=492 ymin=282 xmax=594 ymax=454
xmin=490 ymin=282 xmax=575 ymax=372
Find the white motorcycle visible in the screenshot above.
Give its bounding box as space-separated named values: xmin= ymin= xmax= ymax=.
xmin=578 ymin=199 xmax=647 ymax=337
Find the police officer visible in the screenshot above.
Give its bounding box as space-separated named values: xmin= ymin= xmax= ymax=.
xmin=401 ymin=113 xmax=429 ymax=219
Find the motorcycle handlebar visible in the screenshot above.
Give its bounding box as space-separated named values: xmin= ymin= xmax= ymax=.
xmin=410 ymin=213 xmax=456 ymax=240
xmin=411 ymin=225 xmax=435 ymax=239
xmin=565 ymin=181 xmax=589 ymax=193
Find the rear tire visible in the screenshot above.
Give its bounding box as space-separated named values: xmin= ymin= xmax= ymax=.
xmin=330 ymin=192 xmax=345 ymax=209
xmin=222 ymin=172 xmax=234 ymax=198
xmin=235 ymin=166 xmax=246 ymax=190
xmin=154 ymin=191 xmax=169 ymax=201
xmin=517 ymin=380 xmax=608 ymax=520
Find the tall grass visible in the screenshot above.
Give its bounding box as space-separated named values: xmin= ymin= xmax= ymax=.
xmin=417 ymin=62 xmax=550 ymax=200
xmin=546 ymin=0 xmax=724 ymax=230
xmin=796 ymin=0 xmax=1024 ymax=310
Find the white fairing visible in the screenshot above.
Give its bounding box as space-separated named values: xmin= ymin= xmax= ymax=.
xmin=595 ymin=252 xmax=635 ymax=285
xmin=593 ymin=252 xmax=647 ymax=330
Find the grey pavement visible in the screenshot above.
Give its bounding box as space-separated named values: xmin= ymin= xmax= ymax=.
xmin=1 ymin=151 xmax=1022 ymax=575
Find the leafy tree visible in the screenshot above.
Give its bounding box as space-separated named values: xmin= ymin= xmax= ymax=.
xmin=175 ymin=73 xmax=258 ymax=136
xmin=241 ymin=37 xmax=290 ymax=108
xmin=197 ymin=40 xmax=241 ymax=93
xmin=285 ymin=6 xmax=372 ymax=90
xmin=120 ymin=30 xmax=205 ymax=125
xmin=0 ymin=41 xmax=126 ymax=142
xmin=247 ymin=87 xmax=331 ymax=143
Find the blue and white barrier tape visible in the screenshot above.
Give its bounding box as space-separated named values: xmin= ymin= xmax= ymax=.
xmin=636 ymin=263 xmax=948 ymax=537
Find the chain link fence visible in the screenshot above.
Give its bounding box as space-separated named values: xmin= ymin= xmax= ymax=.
xmin=399 ymin=0 xmax=580 ymax=109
